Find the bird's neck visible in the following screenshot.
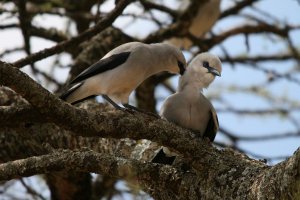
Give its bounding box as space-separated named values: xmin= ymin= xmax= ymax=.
xmin=149 ymin=44 xmax=174 ymax=70
xmin=178 ymin=73 xmax=206 ymax=93
xmin=178 ymin=81 xmax=204 ymax=97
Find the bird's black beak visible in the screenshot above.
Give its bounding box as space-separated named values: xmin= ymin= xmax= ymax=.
xmin=208 ymin=68 xmax=221 ymax=77
xmin=180 ymin=67 xmax=185 ymax=75
xmin=177 ymin=61 xmax=185 ymax=75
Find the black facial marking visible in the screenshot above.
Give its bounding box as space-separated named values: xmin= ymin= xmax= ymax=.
xmin=202 ymin=60 xmax=220 ymax=76
xmin=203 ymin=61 xmax=210 ymax=68
xmin=177 ymin=61 xmax=185 ymax=75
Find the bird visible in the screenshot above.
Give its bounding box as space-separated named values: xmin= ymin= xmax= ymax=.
xmin=167 ymin=0 xmax=221 ymax=49
xmin=152 ymin=52 xmax=221 ymax=164
xmin=60 ymin=42 xmax=187 ymax=112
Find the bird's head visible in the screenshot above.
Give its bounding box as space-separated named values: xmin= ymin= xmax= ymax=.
xmin=161 ymin=43 xmax=187 ymax=75
xmin=185 ymin=52 xmax=222 ymax=88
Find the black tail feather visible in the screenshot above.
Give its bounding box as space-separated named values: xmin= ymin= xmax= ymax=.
xmin=59 ymin=83 xmax=83 ymax=102
xmin=69 ymin=95 xmax=97 ymax=105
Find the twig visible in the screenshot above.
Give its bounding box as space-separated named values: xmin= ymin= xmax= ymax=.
xmin=139 ymin=0 xmax=178 ymax=18
xmin=220 ymin=0 xmax=260 ymax=19
xmin=0 ymin=24 xmax=18 ymax=29
xmin=12 ymin=0 xmax=133 ymax=68
xmin=19 ymin=178 xmax=47 ymax=200
xmin=0 ymin=47 xmax=23 ymax=58
xmin=0 ymin=149 xmax=167 ymax=181
xmin=219 ymin=127 xmax=300 ymax=142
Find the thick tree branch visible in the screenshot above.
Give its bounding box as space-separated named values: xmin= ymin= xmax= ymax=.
xmin=0 ymin=147 xmax=299 ymax=200
xmin=0 ymin=149 xmax=186 ymax=199
xmin=1 ymin=0 xmax=299 ymax=199
xmin=0 ymin=149 xmax=154 ymax=180
xmin=0 ymin=61 xmax=216 ymax=170
xmin=0 ymin=105 xmax=42 ymax=127
xmin=1 ymin=62 xmax=300 ymax=198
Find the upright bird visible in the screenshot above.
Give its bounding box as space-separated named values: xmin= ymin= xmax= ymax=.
xmin=161 ymin=52 xmax=221 ymax=141
xmin=60 ymin=42 xmax=187 ymax=111
xmin=152 ymin=52 xmax=221 ymax=164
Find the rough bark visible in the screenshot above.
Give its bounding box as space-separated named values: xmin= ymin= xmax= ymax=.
xmin=0 ymin=62 xmax=299 ymax=199
xmin=0 ymin=148 xmax=299 ymax=200
xmin=1 ymin=0 xmax=299 ymax=199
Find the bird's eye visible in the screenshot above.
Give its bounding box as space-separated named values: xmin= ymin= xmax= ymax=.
xmin=203 ymin=61 xmax=209 ymax=68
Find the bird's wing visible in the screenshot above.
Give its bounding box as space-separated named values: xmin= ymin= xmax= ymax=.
xmin=70 ymin=51 xmax=131 ymax=84
xmin=60 ymin=82 xmax=83 ymax=101
xmin=203 ymin=107 xmax=219 ymax=142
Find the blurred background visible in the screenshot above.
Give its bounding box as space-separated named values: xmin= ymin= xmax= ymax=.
xmin=1 ymin=0 xmax=300 ymax=199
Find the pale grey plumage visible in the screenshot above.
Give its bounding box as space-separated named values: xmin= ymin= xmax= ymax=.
xmin=152 ymin=52 xmax=221 ymax=164
xmin=60 ymin=42 xmax=187 ymax=108
xmin=167 ymin=0 xmax=221 ymax=49
xmin=160 ymin=52 xmax=222 ymax=141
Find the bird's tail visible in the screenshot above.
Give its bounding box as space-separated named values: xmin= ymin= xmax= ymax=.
xmin=60 ymin=82 xmax=91 ymax=105
xmin=60 ymin=82 xmax=98 ymax=105
xmin=60 ymin=83 xmax=82 ymax=101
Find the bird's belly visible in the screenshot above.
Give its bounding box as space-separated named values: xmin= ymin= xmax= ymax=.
xmin=176 ymin=103 xmax=208 ymax=134
xmin=91 ymin=69 xmax=142 ymax=102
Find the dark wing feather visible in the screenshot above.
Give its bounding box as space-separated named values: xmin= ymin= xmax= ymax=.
xmin=59 ymin=82 xmax=96 ymax=105
xmin=60 ymin=82 xmax=83 ymax=101
xmin=203 ymin=109 xmax=219 ymax=142
xmin=70 ymin=51 xmax=131 ymax=84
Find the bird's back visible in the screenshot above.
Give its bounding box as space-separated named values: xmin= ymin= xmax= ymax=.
xmin=103 ymin=42 xmax=144 ymax=58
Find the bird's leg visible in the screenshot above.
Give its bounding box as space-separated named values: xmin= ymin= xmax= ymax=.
xmin=122 ymin=103 xmax=160 ymax=118
xmin=102 ymin=95 xmax=133 ymax=114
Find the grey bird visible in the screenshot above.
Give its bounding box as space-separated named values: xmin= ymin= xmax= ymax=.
xmin=60 ymin=42 xmax=187 ymax=111
xmin=167 ymin=0 xmax=221 ymax=49
xmin=152 ymin=52 xmax=221 ymax=164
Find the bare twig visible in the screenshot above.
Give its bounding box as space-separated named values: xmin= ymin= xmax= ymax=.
xmin=19 ymin=178 xmax=46 ymax=200
xmin=220 ymin=127 xmax=300 ymax=142
xmin=0 ymin=24 xmax=18 ymax=29
xmin=0 ymin=47 xmax=23 ymax=58
xmin=139 ymin=0 xmax=178 ymax=18
xmin=220 ymin=0 xmax=260 ymax=19
xmin=12 ymin=0 xmax=133 ymax=68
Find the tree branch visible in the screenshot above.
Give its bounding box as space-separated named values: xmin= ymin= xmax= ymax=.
xmin=1 ymin=61 xmax=300 ymax=198
xmin=220 ymin=0 xmax=260 ymax=19
xmin=192 ymin=23 xmax=296 ymax=50
xmin=12 ymin=0 xmax=133 ymax=68
xmin=0 ymin=149 xmax=186 ymax=199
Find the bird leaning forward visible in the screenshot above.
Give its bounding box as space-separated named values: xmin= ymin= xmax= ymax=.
xmin=60 ymin=42 xmax=187 ymax=113
xmin=152 ymin=52 xmax=222 ymax=164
